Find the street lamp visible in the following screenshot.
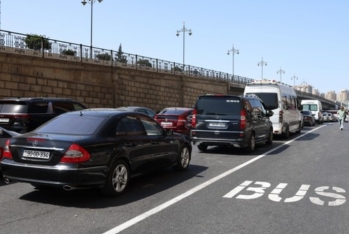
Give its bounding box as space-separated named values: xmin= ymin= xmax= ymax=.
xmin=81 ymin=0 xmax=103 ymax=59
xmin=291 ymin=74 xmax=298 ymax=86
xmin=227 ymin=45 xmax=239 ymax=79
xmin=257 ymin=57 xmax=267 ymax=79
xmin=176 ymin=22 xmax=192 ymax=65
xmin=277 ymin=67 xmax=285 ymax=82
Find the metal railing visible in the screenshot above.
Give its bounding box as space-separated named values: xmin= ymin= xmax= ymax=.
xmin=0 ymin=29 xmax=254 ymax=85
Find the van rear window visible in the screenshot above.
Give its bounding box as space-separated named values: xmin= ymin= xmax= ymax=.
xmin=0 ymin=102 xmax=28 ymax=113
xmin=246 ymin=93 xmax=278 ymax=110
xmin=302 ymin=104 xmax=318 ymax=111
xmin=196 ymin=97 xmax=240 ymax=115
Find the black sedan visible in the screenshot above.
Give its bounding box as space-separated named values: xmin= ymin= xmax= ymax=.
xmin=301 ymin=110 xmax=316 ymax=126
xmin=0 ymin=109 xmax=191 ymax=196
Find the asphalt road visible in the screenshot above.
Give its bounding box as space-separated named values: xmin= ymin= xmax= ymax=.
xmin=1 ymin=122 xmax=348 ymax=234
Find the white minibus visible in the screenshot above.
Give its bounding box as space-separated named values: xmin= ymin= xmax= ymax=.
xmin=243 ymin=79 xmax=302 ymax=138
xmin=301 ymin=100 xmax=323 ymax=124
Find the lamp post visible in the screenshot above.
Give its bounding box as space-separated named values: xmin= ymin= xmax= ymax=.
xmin=227 ymin=45 xmax=239 ymax=79
xmin=257 ymin=57 xmax=267 ymax=79
xmin=277 ymin=67 xmax=285 ymax=82
xmin=176 ymin=22 xmax=192 ymax=65
xmin=291 ymin=74 xmax=298 ymax=86
xmin=81 ymin=0 xmax=103 ymax=59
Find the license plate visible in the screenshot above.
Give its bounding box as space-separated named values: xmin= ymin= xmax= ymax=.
xmin=209 ymin=123 xmax=225 ymax=127
xmin=161 ymin=122 xmax=173 ymax=126
xmin=23 ymin=150 xmax=50 ymax=159
xmin=0 ymin=118 xmax=9 ymax=123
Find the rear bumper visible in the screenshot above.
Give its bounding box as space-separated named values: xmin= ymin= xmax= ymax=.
xmin=191 ymin=137 xmax=245 ymax=148
xmin=1 ymin=159 xmax=107 ymax=188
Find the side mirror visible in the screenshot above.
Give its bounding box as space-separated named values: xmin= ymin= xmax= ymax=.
xmin=266 ymin=110 xmax=274 ymax=117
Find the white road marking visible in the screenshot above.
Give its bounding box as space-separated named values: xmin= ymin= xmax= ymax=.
xmin=103 ymin=125 xmax=325 ymax=234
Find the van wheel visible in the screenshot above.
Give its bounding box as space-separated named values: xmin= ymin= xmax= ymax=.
xmin=197 ymin=144 xmax=207 ymax=151
xmin=283 ymin=126 xmax=290 ymax=139
xmin=245 ymin=134 xmax=255 ymax=153
xmin=296 ymin=122 xmax=301 ymax=134
xmin=266 ymin=129 xmax=273 ymax=145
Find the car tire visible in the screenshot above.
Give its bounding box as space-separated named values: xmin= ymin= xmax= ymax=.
xmin=197 ymin=144 xmax=208 ymax=151
xmin=101 ymin=160 xmax=129 ymax=197
xmin=173 ymin=145 xmax=190 ymax=171
xmin=266 ymin=129 xmax=273 ymax=145
xmin=245 ymin=133 xmax=255 ymax=153
xmin=283 ymin=126 xmax=290 ymax=139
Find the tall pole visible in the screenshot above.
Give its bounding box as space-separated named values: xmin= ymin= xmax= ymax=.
xmin=277 ymin=67 xmax=285 ymax=82
xmin=291 ymin=74 xmax=298 ymax=86
xmin=90 ymin=0 xmax=93 ymax=59
xmin=81 ymin=0 xmax=103 ymax=59
xmin=176 ymin=22 xmax=192 ymax=65
xmin=227 ymin=45 xmax=239 ymax=79
xmin=257 ymin=57 xmax=267 ymax=79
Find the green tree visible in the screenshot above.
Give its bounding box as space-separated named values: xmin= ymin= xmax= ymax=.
xmin=61 ymin=49 xmax=76 ymax=56
xmin=115 ymin=44 xmax=128 ymax=63
xmin=137 ymin=59 xmax=152 ymax=67
xmin=25 ymin=34 xmax=52 ymax=51
xmin=96 ymin=53 xmax=111 ymax=61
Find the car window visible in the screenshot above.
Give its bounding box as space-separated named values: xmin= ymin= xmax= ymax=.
xmin=139 ymin=116 xmax=163 ymax=136
xmin=27 ymin=102 xmax=48 ymax=113
xmin=118 ymin=116 xmax=145 ymax=136
xmin=36 ymin=115 xmax=104 ymax=134
xmin=196 ymin=96 xmax=241 ymax=115
xmin=246 ymin=93 xmax=278 ymax=110
xmin=73 ymin=103 xmax=86 ymax=110
xmin=159 ymin=109 xmax=190 ymax=115
xmin=145 ymin=109 xmax=156 ymax=118
xmin=0 ymin=102 xmax=28 ymax=113
xmin=52 ymin=102 xmax=74 ymax=114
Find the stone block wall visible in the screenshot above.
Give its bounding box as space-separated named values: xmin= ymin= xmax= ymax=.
xmin=0 ymin=52 xmax=228 ymax=110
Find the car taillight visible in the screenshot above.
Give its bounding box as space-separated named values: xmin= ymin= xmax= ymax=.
xmin=279 ymin=110 xmax=284 ymax=123
xmin=240 ymin=109 xmax=246 ymax=130
xmin=178 ymin=116 xmax=186 ymax=126
xmin=60 ymin=144 xmax=90 ymax=163
xmin=3 ymin=140 xmax=13 ymax=159
xmin=191 ymin=109 xmax=197 ymax=128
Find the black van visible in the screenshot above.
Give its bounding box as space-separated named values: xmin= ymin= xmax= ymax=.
xmin=190 ymin=94 xmax=273 ymax=153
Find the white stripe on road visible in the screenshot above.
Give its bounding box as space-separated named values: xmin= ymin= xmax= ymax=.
xmin=103 ymin=125 xmax=325 ymax=234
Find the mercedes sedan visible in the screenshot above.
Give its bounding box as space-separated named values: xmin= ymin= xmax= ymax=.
xmin=0 ymin=109 xmax=191 ymax=196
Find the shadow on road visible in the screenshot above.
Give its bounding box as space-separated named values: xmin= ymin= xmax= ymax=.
xmin=17 ymin=164 xmax=208 ymax=209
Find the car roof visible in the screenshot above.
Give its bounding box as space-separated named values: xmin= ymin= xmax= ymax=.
xmin=65 ymin=108 xmax=150 ymax=117
xmin=115 ymin=106 xmax=152 ymax=110
xmin=0 ymin=97 xmax=77 ymax=102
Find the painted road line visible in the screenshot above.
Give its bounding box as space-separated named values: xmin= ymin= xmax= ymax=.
xmin=102 ymin=125 xmax=326 ymax=234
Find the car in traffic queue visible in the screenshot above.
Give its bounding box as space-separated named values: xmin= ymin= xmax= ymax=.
xmin=114 ymin=106 xmax=157 ymax=118
xmin=0 ymin=97 xmax=87 ymax=133
xmin=0 ymin=109 xmax=192 ymax=196
xmin=190 ymin=94 xmax=274 ymax=153
xmin=154 ymin=107 xmax=193 ymax=136
xmin=322 ymin=112 xmax=329 ymax=122
xmin=301 ymin=110 xmax=316 ymax=126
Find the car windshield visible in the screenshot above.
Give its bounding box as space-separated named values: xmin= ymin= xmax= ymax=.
xmin=35 ymin=115 xmax=105 ymax=134
xmin=196 ymin=97 xmax=240 ymax=115
xmin=159 ymin=109 xmax=189 ymax=115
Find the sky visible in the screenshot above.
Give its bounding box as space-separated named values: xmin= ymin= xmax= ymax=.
xmin=1 ymin=0 xmax=348 ymax=94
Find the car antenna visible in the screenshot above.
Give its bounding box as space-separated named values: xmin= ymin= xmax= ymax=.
xmin=80 ymin=111 xmax=83 ymax=116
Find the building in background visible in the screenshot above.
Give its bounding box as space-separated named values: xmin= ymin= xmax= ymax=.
xmin=325 ymin=90 xmax=337 ymax=102
xmin=337 ymin=90 xmax=349 ymax=104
